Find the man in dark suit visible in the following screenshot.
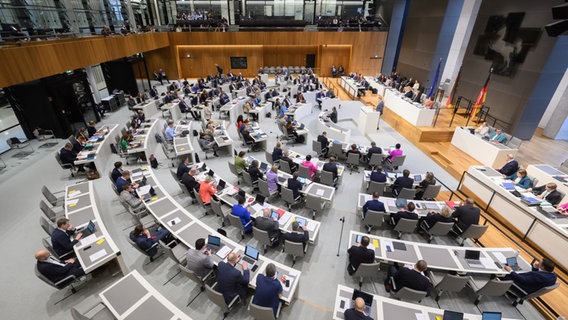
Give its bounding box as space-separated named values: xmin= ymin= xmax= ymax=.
xmin=497 ymin=154 xmax=519 ymax=177
xmin=385 ymin=259 xmax=432 ymax=295
xmin=366 ymin=142 xmax=382 ymax=162
xmin=344 ymin=297 xmax=373 ymax=320
xmin=35 ymin=249 xmax=85 ymax=286
xmin=362 ymin=192 xmax=385 ymax=219
xmin=111 ymin=161 xmax=123 ymax=182
xmin=287 ymin=172 xmax=303 ymax=200
xmin=451 ymin=198 xmax=480 ymax=234
xmin=181 ymin=167 xmax=200 ymax=201
xmin=322 ymin=157 xmax=339 ymax=183
xmin=60 ymin=142 xmax=85 ymax=172
xmin=317 ymin=132 xmax=329 ymax=158
xmin=255 ymin=208 xmax=280 ymax=246
xmin=532 ymin=183 xmax=563 ymax=206
xmin=150 ymin=86 xmax=158 ymax=98
xmin=129 ymin=224 xmax=171 ymax=257
xmin=51 ymin=218 xmax=82 ymax=257
xmin=390 ymin=202 xmax=419 ymax=225
xmin=369 ymin=166 xmax=387 ymax=183
xmin=272 ymin=142 xmax=283 ymax=163
xmin=283 ymin=221 xmax=309 ymax=250
xmin=502 ymin=257 xmax=557 ymax=295
xmin=329 ymin=107 xmax=338 ymax=123
xmin=176 ymin=157 xmax=190 ymax=180
xmin=281 ymin=150 xmax=298 ymax=172
xmin=217 ymin=252 xmax=250 ymax=304
xmin=347 ymin=235 xmax=375 ymax=275
xmin=219 ymin=90 xmax=230 ymax=105
xmin=392 ymin=169 xmax=414 ymax=197
xmin=247 ymin=160 xmax=264 ymax=184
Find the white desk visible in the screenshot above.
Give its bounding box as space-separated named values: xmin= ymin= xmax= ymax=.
xmin=365 ymin=76 xmax=388 ymax=97
xmin=74 ymin=124 xmax=120 ymax=172
xmin=128 ymin=119 xmax=160 ymax=165
xmin=526 ymin=164 xmax=568 ymax=204
xmin=357 ymin=106 xmax=380 ymax=135
xmin=383 ymin=89 xmax=435 ymax=127
xmin=132 ymin=100 xmax=160 ymax=118
xmin=318 ymin=112 xmax=351 ymax=142
xmin=220 ymin=96 xmax=250 ymax=122
xmin=451 ymin=126 xmax=517 ymax=168
xmin=173 ymin=122 xmax=196 ymax=163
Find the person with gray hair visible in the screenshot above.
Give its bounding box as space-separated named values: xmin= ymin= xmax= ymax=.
xmin=254 ymin=208 xmax=280 ymax=246
xmin=283 ymin=221 xmax=309 ymax=249
xmin=497 ymin=153 xmax=519 ymax=177
xmin=252 ymin=262 xmax=283 ymax=317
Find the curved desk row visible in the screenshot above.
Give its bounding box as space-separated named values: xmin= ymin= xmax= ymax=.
xmin=348 ymin=231 xmax=529 ymax=276
xmin=65 ymin=181 xmax=127 ymax=275
xmin=318 ymin=112 xmax=351 ymax=142
xmin=74 ymin=124 xmax=120 ymax=173
xmin=461 ymin=166 xmax=568 ymax=270
xmin=383 ymin=88 xmax=435 ymax=127
xmin=128 ymin=119 xmax=160 ymax=165
xmin=133 ymin=167 xmax=302 ymax=303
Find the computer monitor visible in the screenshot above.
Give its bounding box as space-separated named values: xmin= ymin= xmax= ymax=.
xmin=260 ymin=162 xmax=268 ymax=171
xmin=481 ymin=312 xmax=502 ymax=320
xmin=207 ymin=235 xmax=221 ymax=247
xmin=217 ymin=179 xmax=226 ymax=189
xmin=238 ymin=189 xmax=246 ymax=198
xmin=464 ymin=250 xmax=480 ymax=260
xmin=442 ymin=310 xmax=464 ymax=320
xmin=255 ymin=194 xmax=265 ymax=205
xmin=208 ymin=169 xmax=214 ymax=177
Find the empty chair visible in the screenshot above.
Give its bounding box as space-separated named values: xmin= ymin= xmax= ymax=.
xmin=319 ymin=170 xmax=336 ymax=187
xmin=40 ymin=199 xmax=63 ymax=223
xmin=161 ymin=142 xmax=176 ymax=167
xmin=305 ymin=194 xmax=325 ymax=219
xmin=283 ymin=240 xmax=306 ymax=267
xmin=353 ymin=262 xmax=380 ymax=290
xmin=7 ymin=137 xmax=32 ymax=150
xmin=279 ymin=160 xmax=292 ymax=174
xmin=55 ymin=152 xmax=76 ymax=177
xmin=385 ymin=155 xmax=406 ymax=171
xmin=159 ymin=241 xmax=188 ymax=265
xmin=510 ymin=282 xmax=559 ymax=307
xmin=228 ymin=213 xmax=251 ymax=240
xmin=368 ymin=153 xmax=384 ymax=168
xmin=397 ymin=188 xmax=416 ymax=200
xmin=258 ymin=179 xmax=278 ymax=200
xmin=228 ymin=160 xmax=242 ymax=184
xmin=298 ymin=165 xmax=311 ymax=180
xmin=179 ymin=263 xmax=214 ymax=306
xmin=242 ymin=171 xmax=258 ymax=191
xmin=249 ymin=296 xmax=281 ymax=319
xmin=346 ymin=153 xmax=360 ymax=173
xmin=392 ymin=218 xmax=418 ymax=239
xmin=427 ymin=271 xmax=469 ymax=301
xmin=391 ymin=285 xmax=428 ymax=303
xmin=280 ymin=186 xmax=302 ymax=211
xmin=329 ymin=143 xmax=344 ymax=160
xmin=420 ymin=221 xmax=454 ymax=243
xmin=205 ymin=283 xmax=240 ymax=319
xmin=421 ymin=184 xmax=441 ymax=200
xmin=211 ymin=199 xmax=231 ymax=227
xmin=468 ymin=277 xmax=513 ymax=305
xmin=253 ymin=226 xmax=273 ymax=254
xmin=264 ymin=150 xmax=274 ymax=164
xmin=362 ymin=209 xmax=385 ymax=233
xmin=34 ymin=128 xmax=55 ymax=142
xmin=312 ymin=140 xmax=325 ymax=158
xmin=70 ymin=302 xmax=115 ymax=320
xmin=455 ymin=224 xmax=488 ymax=246
xmin=367 ymin=181 xmax=385 ymax=196
xmin=40 ymin=215 xmax=56 ymax=236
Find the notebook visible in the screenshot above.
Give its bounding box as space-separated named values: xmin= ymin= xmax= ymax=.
xmin=521 ymin=197 xmax=542 ymax=206
xmin=464 ymin=250 xmax=482 ymax=267
xmin=502 ymin=182 xmax=516 ymax=191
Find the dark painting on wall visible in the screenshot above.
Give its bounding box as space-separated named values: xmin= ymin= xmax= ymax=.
xmin=473 ymin=12 xmax=542 ymax=77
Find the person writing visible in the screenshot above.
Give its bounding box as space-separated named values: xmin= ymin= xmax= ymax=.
xmin=186 ymin=238 xmax=214 ymax=279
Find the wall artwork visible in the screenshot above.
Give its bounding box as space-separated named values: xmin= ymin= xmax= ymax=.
xmin=473 ymin=12 xmax=542 ymax=77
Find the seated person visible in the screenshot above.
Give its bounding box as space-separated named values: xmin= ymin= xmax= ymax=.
xmin=111 ymin=161 xmax=124 ymax=182
xmin=346 ymin=144 xmax=361 ymax=159
xmin=532 ymin=183 xmax=562 ymax=206
xmin=451 ymin=198 xmax=480 ymax=234
xmin=253 ymin=263 xmax=283 ymax=318
xmin=35 ymin=249 xmax=85 ymax=286
xmin=87 ymin=120 xmax=98 ymax=137
xmin=385 ymin=259 xmax=433 ymax=296
xmin=234 ymin=151 xmax=250 ymax=175
xmin=488 ymin=128 xmax=507 ymax=144
xmin=475 ymin=121 xmax=489 ymax=136
xmin=120 ymin=183 xmax=144 ymax=209
xmin=116 ymin=170 xmax=137 ymax=192
xmin=498 ymin=153 xmax=519 ymax=177
xmin=287 ymin=172 xmax=303 ymax=200
xmin=390 ymin=202 xmax=419 ymax=225
xmin=385 ymin=143 xmax=403 ymax=163
xmin=366 ymin=142 xmax=382 ymax=161
xmin=186 ymin=238 xmax=214 ymax=279
xmin=247 ymin=160 xmax=264 ymax=184
xmin=199 ymin=133 xmax=219 ymax=157
xmin=420 ymin=206 xmax=454 ymax=230
xmin=322 ymin=156 xmax=339 ymax=182
xmin=508 ymin=168 xmax=533 ymax=189
xmin=369 ymin=166 xmax=387 ymax=183
xmin=281 ymin=150 xmax=299 ymax=172
xmin=232 ymin=196 xmax=254 ymax=233
xmin=502 ymin=257 xmax=557 ymax=296
xmin=344 ymin=297 xmax=373 ymax=320
xmin=414 ymin=171 xmax=436 ymax=200
xmin=316 ymin=132 xmax=329 ymax=158
xmin=129 ymin=224 xmax=171 ymax=257
xmin=392 ymin=169 xmax=414 ymax=197
xmin=217 ymin=252 xmax=250 ymax=304
xmin=283 ymin=221 xmax=309 ymax=250
xmin=51 ymin=218 xmax=83 ymax=257
xmin=181 ymin=167 xmax=200 ymax=199
xmin=423 ymin=96 xmax=435 ymax=109
xmin=164 ymin=120 xmax=177 ymax=142
xmin=244 ymin=100 xmax=258 ymax=121
xmin=284 ymin=121 xmax=299 ymax=141
xmin=557 ymin=202 xmax=568 ymax=216
xmin=176 ymin=157 xmax=190 ymax=180
xmin=198 ymin=175 xmax=217 ymax=205
xmin=60 ymin=142 xmax=85 ymax=172
xmin=254 ymin=208 xmax=280 ymax=246
xmin=241 ymin=127 xmax=259 ymax=150
xmin=301 ymin=155 xmax=318 ymax=180
xmin=266 ymin=165 xmax=281 ymax=192
xmin=72 ymin=135 xmax=86 ymax=153
xmin=272 ymin=142 xmax=283 ymax=163
xmin=347 ymin=235 xmax=375 ymax=275
xmin=362 ymin=192 xmax=386 ymax=220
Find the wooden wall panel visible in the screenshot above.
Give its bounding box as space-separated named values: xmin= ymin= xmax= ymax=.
xmin=0 ymin=33 xmax=170 ymax=87
xmin=177 ymin=45 xmax=263 ymax=78
xmin=262 ymin=45 xmax=318 ymax=69
xmin=319 ymin=45 xmax=351 ymax=77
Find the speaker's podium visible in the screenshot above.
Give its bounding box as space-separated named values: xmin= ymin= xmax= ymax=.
xmin=358 ymin=106 xmax=380 ymax=134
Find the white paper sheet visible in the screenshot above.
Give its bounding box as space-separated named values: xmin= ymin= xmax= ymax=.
xmin=67 ymin=198 xmax=79 ymax=206
xmin=68 ymin=190 xmax=82 ymax=198
xmin=168 ymin=217 xmax=181 ymax=227
xmin=479 ymin=257 xmax=498 ymax=269
xmin=282 ymin=275 xmax=295 ymax=292
xmin=316 ymin=189 xmax=325 ymax=196
xmin=307 ymin=221 xmax=317 ymax=232
xmin=79 ymin=234 xmax=98 ymax=247
xmin=415 ymin=312 xmax=429 ymax=320
xmin=89 ymin=249 xmax=107 ymax=262
xmin=383 ymin=240 xmax=394 ymax=252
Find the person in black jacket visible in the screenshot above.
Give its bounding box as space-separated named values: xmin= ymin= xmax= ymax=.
xmin=532 ymin=183 xmax=563 ymax=206
xmin=247 ymin=160 xmax=264 ymax=184
xmin=344 ymin=297 xmax=374 ymax=320
xmin=283 ymin=221 xmax=309 ymax=250
xmin=390 ymin=202 xmax=419 ymax=226
xmin=392 ymin=169 xmax=413 ymax=197
xmin=272 ymin=142 xmax=283 ymax=163
xmin=181 ymin=167 xmax=200 ymax=200
xmin=281 ymin=150 xmax=298 ymax=172
xmin=347 ymin=235 xmax=375 ymax=275
xmin=385 ymin=259 xmax=432 ymax=296
xmin=111 ymin=161 xmax=123 ymax=182
xmin=287 ymin=172 xmax=303 ymax=200
xmin=51 ymin=218 xmax=82 ymax=257
xmin=451 ymin=198 xmax=480 ymax=233
xmin=369 ymin=166 xmax=387 ymax=183
xmin=35 ymin=249 xmax=85 ymax=286
xmin=322 ymin=156 xmax=339 ymax=181
xmin=317 ymin=132 xmax=329 ymax=158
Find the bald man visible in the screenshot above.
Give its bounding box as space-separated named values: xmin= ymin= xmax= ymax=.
xmin=344 ymin=297 xmax=373 ymax=320
xmin=216 ymin=252 xmax=250 ymax=304
xmin=35 ymin=249 xmax=85 ymax=286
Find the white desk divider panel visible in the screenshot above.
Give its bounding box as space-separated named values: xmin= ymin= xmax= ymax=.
xmin=451 ymin=126 xmax=517 ymax=168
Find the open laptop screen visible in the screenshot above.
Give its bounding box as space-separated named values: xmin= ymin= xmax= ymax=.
xmin=481 ymin=312 xmax=502 ymax=320
xmin=207 ymin=235 xmax=221 ymax=247
xmin=245 ymin=245 xmax=259 ymax=260
xmin=464 ymin=250 xmax=480 ymax=260
xmin=351 ymin=289 xmax=373 ymax=307
xmin=442 ymin=310 xmax=464 ymax=320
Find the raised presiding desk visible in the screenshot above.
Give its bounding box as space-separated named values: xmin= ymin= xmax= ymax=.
xmin=65 ymin=181 xmax=127 ymax=275
xmin=339 ymin=76 xmax=365 ymax=98
xmin=348 ymin=231 xmax=530 ymax=275
xmin=460 ymin=166 xmax=568 ymax=270
xmin=333 ymin=285 xmax=519 ymax=320
xmin=100 ymin=270 xmax=192 ymax=320
xmin=383 ymin=88 xmax=435 ymax=127
xmin=451 ymin=126 xmax=518 ymax=168
xmin=526 ymin=164 xmax=568 ymax=204
xmin=131 ymin=167 xmax=302 ymax=303
xmin=356 ymin=194 xmax=447 ymax=215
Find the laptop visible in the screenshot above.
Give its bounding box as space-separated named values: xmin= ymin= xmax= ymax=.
xmin=207 ymin=235 xmax=222 ymax=253
xmin=506 ymin=256 xmax=521 ymax=271
xmin=216 ymin=179 xmax=226 ymax=193
xmin=502 ymin=182 xmax=516 ymax=191
xmin=395 ymin=198 xmax=407 ymax=209
xmin=442 ymin=310 xmax=464 ymax=320
xmin=199 ymin=163 xmax=207 ymax=172
xmin=260 ymin=162 xmax=268 ymax=171
xmin=537 ymin=206 xmax=565 ymax=219
xmin=233 ymin=189 xmax=246 ymax=200
xmin=481 ymin=312 xmax=502 ymax=320
xmin=414 ymin=175 xmax=422 ymax=182
xmin=299 ymin=123 xmax=305 ymax=130
xmin=350 ymin=289 xmax=373 ymax=316
xmin=208 ymin=169 xmax=215 ymax=177
xmin=138 ymin=175 xmax=148 ymax=186
xmin=239 ymin=245 xmax=260 ymax=267
xmin=249 ymin=194 xmax=265 ymax=207
xmin=78 ymin=220 xmax=96 ymax=237
xmin=464 ymin=250 xmax=482 ymax=267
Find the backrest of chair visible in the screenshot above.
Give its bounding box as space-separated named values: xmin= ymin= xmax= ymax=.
xmin=364 ymin=210 xmax=384 ymax=227
xmin=159 ymin=241 xmax=182 ymax=264
xmin=205 ymin=284 xmax=230 ymax=313
xmin=258 ymin=179 xmax=271 ymax=198
xmin=35 ymin=265 xmax=57 ymax=288
xmin=368 ymin=181 xmax=385 ymax=196
xmin=253 ymin=226 xmax=271 ymax=246
xmin=284 ymin=240 xmax=305 ymax=257
xmin=522 ymin=282 xmax=559 ymax=300
xmin=228 ymin=161 xmax=239 ymax=176
xmin=70 ymin=307 xmax=90 ymax=320
xmin=40 ymin=200 xmax=57 ymax=221
xmin=279 ymin=160 xmax=291 ymax=174
xmin=369 ymin=153 xmax=383 ymax=167
xmin=354 ymin=262 xmax=380 ymax=277
xmin=54 ymin=152 xmax=65 ymax=167
xmin=298 ymin=165 xmax=311 ymax=179
xmin=436 ymin=273 xmax=469 ymax=292
xmin=41 ymin=237 xmax=59 ymax=259
xmin=249 ymin=300 xmax=276 ymax=320
xmin=6 ymin=139 xmax=13 ymax=148
xmin=40 ymin=216 xmax=56 ymax=236
xmin=312 ymin=140 xmax=322 ymax=153
xmin=194 ymin=189 xmax=206 ymax=207
xmin=461 ymin=224 xmax=489 ymax=240
xmin=531 ymin=177 xmax=539 ymax=187
xmin=347 ymin=152 xmax=359 ymax=165
xmin=179 ymin=263 xmax=205 ymax=285
xmin=398 ymin=188 xmax=416 ymax=200
xmin=421 ymin=185 xmax=441 ymax=200
xmin=394 ymin=218 xmax=418 ymax=233
xmin=331 ymin=143 xmax=342 ymax=157
xmin=392 ymin=155 xmax=406 ymax=167
xmin=395 ymin=286 xmax=427 ymax=302
xmin=42 ymin=185 xmax=58 ymax=206
xmin=210 ymin=199 xmax=225 ymax=217
xmin=320 ymin=170 xmax=334 ymax=186
xmin=228 ymin=213 xmax=244 ymax=231
xmin=242 ymin=170 xmax=253 ymax=186
xmin=281 ymin=186 xmax=294 ymax=203
xmin=476 ymin=279 xmax=513 ymax=296
xmin=127 ymin=235 xmax=152 ymax=257
xmin=305 ymin=194 xmax=322 ymax=211
xmin=428 ymin=221 xmax=454 ymax=236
